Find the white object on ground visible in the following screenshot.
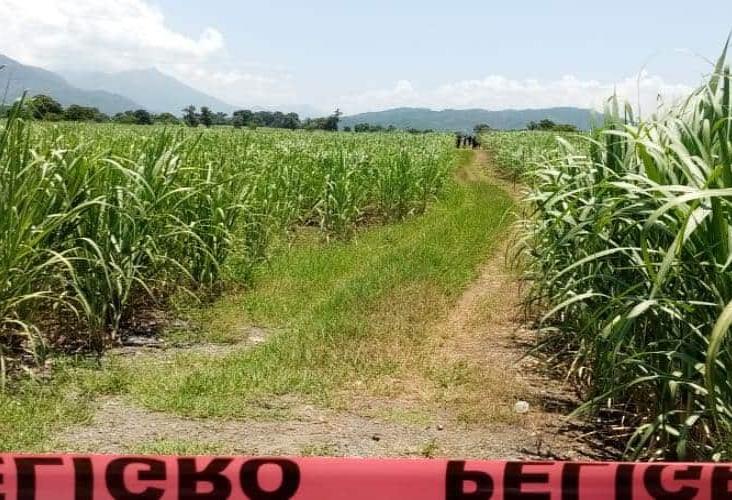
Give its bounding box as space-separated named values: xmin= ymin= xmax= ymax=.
xmin=514 ymin=401 xmax=530 ymax=414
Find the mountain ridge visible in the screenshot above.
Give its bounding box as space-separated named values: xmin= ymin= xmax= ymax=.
xmin=65 ymin=68 xmax=237 ymax=114
xmin=0 ymin=54 xmax=140 ymax=114
xmin=340 ymin=106 xmax=599 ymax=132
xmin=2 ymin=53 xmax=598 ymax=129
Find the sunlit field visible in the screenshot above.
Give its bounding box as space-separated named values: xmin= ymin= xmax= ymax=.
xmin=0 ymin=108 xmax=454 ymax=368
xmin=480 ymin=130 xmax=589 ymax=181
xmin=506 ymin=51 xmax=732 ymax=460
xmin=3 ymin=47 xmax=732 ymax=462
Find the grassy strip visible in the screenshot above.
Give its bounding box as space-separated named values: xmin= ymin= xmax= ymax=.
xmin=0 ymin=150 xmax=515 ymax=450
xmin=0 ymin=358 xmax=126 ymax=451
xmin=117 ymin=150 xmax=514 ymax=416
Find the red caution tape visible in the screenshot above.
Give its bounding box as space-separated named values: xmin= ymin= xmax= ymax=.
xmin=0 ymin=455 xmax=730 ymax=499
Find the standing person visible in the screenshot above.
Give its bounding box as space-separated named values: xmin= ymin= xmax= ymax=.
xmin=455 ymin=133 xmax=463 ymax=148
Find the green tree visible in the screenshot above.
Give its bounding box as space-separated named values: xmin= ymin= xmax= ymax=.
xmin=353 ymin=123 xmax=385 ymax=133
xmin=282 ymin=112 xmax=301 ymax=130
xmin=527 ymin=119 xmax=577 ymax=132
xmin=182 ymin=105 xmax=199 ymax=127
xmin=64 ymin=105 xmax=101 ymax=122
xmin=538 ymin=119 xmax=556 ymax=130
xmin=232 ymin=110 xmax=254 ymax=128
xmin=199 ymin=106 xmax=213 ymax=128
xmin=133 ymin=109 xmax=153 ymax=125
xmin=113 ymin=111 xmax=137 ymax=124
xmin=28 ymin=95 xmax=63 ymax=120
xmin=302 ymin=117 xmax=328 ymax=130
xmin=154 ymin=112 xmax=180 ymax=125
xmin=473 ymin=123 xmax=491 ymax=134
xmin=323 ymin=108 xmax=342 ymax=131
xmin=213 ymin=112 xmax=229 ymax=126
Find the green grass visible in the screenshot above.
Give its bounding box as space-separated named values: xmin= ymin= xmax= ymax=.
xmin=113 ymin=150 xmax=514 ymax=416
xmin=0 ymin=383 xmax=92 ymax=451
xmin=0 ymin=358 xmax=126 ymax=451
xmin=0 ymin=149 xmax=515 ymax=450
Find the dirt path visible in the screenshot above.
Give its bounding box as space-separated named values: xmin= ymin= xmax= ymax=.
xmin=57 ymin=151 xmax=596 ymax=459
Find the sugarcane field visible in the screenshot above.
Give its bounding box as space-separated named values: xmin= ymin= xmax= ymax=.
xmin=1 ymin=0 xmax=732 ymax=474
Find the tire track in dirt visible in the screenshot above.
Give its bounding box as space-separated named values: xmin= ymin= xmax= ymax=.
xmin=430 ymin=149 xmax=597 ymax=459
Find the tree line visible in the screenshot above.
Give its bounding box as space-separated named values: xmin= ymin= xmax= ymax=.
xmin=2 ymin=94 xmax=344 ymax=131
xmin=3 ymin=95 xmax=580 ymax=134
xmin=526 ymin=119 xmax=578 ymax=132
xmin=0 ymin=95 xmax=171 ymax=125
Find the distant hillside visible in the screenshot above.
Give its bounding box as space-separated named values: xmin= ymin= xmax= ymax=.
xmin=0 ymin=54 xmax=140 ymax=114
xmin=340 ymin=107 xmax=598 ymax=132
xmin=0 ymin=54 xmax=598 ymax=127
xmin=66 ymin=68 xmax=236 ymax=115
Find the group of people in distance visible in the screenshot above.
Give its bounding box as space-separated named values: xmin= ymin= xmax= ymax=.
xmin=455 ymin=133 xmax=480 ymax=149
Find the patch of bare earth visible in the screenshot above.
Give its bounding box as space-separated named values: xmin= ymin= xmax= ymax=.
xmin=58 ymin=151 xmax=603 ymax=459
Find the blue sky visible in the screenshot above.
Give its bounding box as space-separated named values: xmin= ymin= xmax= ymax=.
xmin=2 ymin=0 xmax=731 ymax=113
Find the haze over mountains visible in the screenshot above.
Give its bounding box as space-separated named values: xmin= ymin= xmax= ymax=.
xmin=65 ymin=68 xmax=236 ymax=114
xmin=1 ymin=53 xmax=595 ymax=130
xmin=0 ymin=54 xmax=138 ymax=114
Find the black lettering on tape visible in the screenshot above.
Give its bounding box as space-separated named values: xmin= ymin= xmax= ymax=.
xmin=561 ymin=463 xmax=607 ymax=500
xmin=178 ymin=458 xmax=233 ymax=499
xmin=644 ymin=465 xmax=702 ymax=500
xmin=73 ymin=458 xmax=94 ymax=500
xmin=15 ymin=457 xmax=64 ymax=500
xmin=712 ymin=466 xmax=732 ymax=500
xmin=445 ymin=461 xmax=494 ymax=499
xmin=504 ymin=462 xmax=550 ymax=500
xmin=615 ymin=464 xmax=635 ymax=500
xmin=240 ymin=459 xmax=300 ymax=500
xmin=106 ymin=457 xmax=166 ymax=500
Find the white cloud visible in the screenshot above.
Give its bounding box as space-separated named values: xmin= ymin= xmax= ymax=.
xmin=166 ymin=63 xmax=297 ymax=106
xmin=339 ymin=72 xmax=696 ymax=115
xmin=0 ymin=0 xmax=223 ymax=71
xmin=0 ymin=0 xmax=697 ymax=113
xmin=0 ymin=0 xmax=295 ymax=106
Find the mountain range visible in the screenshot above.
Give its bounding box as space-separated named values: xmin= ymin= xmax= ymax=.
xmin=0 ymin=54 xmax=138 ymax=114
xmin=64 ymin=68 xmax=236 ymax=114
xmin=340 ymin=107 xmax=598 ymax=132
xmin=1 ymin=53 xmax=596 ymax=130
xmin=0 ymin=54 xmax=324 ymax=118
